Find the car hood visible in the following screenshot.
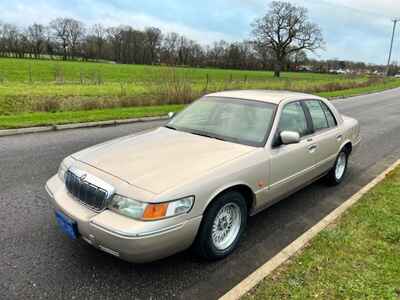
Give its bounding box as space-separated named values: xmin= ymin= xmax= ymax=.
xmin=72 ymin=127 xmax=254 ymax=194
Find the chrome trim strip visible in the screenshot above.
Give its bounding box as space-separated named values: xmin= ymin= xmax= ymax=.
xmin=98 ymin=245 xmax=120 ymax=257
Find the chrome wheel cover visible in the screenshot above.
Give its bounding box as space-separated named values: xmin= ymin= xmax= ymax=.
xmin=335 ymin=152 xmax=347 ymax=180
xmin=211 ymin=202 xmax=242 ymax=251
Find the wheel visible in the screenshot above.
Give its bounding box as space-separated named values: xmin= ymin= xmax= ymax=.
xmin=193 ymin=191 xmax=247 ymax=260
xmin=326 ymin=149 xmax=349 ymax=185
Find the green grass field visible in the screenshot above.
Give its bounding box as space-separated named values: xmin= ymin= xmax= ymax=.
xmin=0 ymin=57 xmax=399 ymax=129
xmin=245 ymin=166 xmax=400 ymax=299
xmin=0 ymin=57 xmax=342 ymax=83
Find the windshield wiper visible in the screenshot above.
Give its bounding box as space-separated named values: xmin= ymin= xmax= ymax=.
xmin=186 ymin=131 xmax=226 ymax=142
xmin=164 ymin=125 xmax=177 ymax=130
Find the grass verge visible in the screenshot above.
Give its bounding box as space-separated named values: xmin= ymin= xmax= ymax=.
xmin=1 ymin=81 xmax=399 ymax=130
xmin=0 ymin=105 xmax=183 ymax=129
xmin=245 ymin=166 xmax=400 ymax=299
xmin=319 ymin=79 xmax=400 ymax=98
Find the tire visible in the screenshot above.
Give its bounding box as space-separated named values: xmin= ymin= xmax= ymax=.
xmin=326 ymin=149 xmax=349 ymax=185
xmin=193 ymin=191 xmax=247 ymax=260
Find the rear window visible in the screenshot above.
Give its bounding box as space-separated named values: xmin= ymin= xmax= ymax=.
xmin=321 ymin=102 xmax=337 ymax=128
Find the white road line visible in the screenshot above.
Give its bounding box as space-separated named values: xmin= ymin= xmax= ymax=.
xmin=220 ymin=158 xmax=400 ymax=300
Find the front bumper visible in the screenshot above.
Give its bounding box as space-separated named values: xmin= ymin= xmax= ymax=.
xmin=46 ymin=175 xmax=202 ymax=263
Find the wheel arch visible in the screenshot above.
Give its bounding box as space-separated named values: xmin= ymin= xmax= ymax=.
xmin=340 ymin=140 xmax=353 ymax=155
xmin=205 ymin=183 xmax=256 ymax=215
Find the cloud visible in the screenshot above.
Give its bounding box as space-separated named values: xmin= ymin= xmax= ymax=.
xmin=0 ymin=0 xmax=236 ymax=44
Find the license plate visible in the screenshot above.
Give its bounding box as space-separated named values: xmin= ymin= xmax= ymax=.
xmin=55 ymin=210 xmax=79 ymax=240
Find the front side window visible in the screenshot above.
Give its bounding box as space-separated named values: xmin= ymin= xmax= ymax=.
xmin=278 ymin=101 xmax=309 ymax=136
xmin=305 ymin=100 xmax=329 ymax=131
xmin=167 ymin=97 xmax=276 ymax=147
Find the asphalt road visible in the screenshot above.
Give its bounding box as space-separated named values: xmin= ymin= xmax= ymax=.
xmin=1 ymin=88 xmax=400 ymax=300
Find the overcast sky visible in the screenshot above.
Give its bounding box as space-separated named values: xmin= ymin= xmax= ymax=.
xmin=1 ymin=0 xmax=400 ymax=64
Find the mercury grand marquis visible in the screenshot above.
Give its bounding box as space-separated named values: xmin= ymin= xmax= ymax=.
xmin=46 ymin=90 xmax=361 ymax=263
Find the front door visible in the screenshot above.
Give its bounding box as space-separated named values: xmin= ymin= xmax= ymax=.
xmin=268 ymin=101 xmax=318 ymax=201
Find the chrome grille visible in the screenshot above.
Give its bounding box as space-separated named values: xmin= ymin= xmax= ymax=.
xmin=65 ymin=169 xmax=113 ymax=211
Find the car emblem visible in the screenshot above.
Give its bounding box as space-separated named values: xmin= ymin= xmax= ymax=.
xmin=79 ymin=173 xmax=88 ymax=182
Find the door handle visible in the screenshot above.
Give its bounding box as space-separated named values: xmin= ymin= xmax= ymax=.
xmin=308 ymin=144 xmax=318 ymax=152
xmin=336 ymin=134 xmax=343 ymax=141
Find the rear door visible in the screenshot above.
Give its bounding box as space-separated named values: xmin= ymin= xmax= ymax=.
xmin=303 ymin=100 xmax=342 ymax=174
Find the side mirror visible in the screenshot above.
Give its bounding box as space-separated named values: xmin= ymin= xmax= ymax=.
xmin=168 ymin=112 xmax=175 ymax=119
xmin=280 ymin=131 xmax=300 ymax=145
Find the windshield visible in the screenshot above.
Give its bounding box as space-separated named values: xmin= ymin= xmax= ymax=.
xmin=166 ymin=97 xmax=276 ymax=147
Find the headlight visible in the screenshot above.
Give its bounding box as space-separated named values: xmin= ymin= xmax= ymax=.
xmin=109 ymin=195 xmax=194 ymax=221
xmin=57 ymin=160 xmax=69 ymax=181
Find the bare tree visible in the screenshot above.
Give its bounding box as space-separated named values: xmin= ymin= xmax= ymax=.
xmin=65 ymin=19 xmax=85 ymax=59
xmin=252 ymin=1 xmax=324 ymax=77
xmin=0 ymin=22 xmax=4 ymax=57
xmin=50 ymin=18 xmax=69 ymax=60
xmin=253 ymin=41 xmax=274 ymax=70
xmin=2 ymin=24 xmax=20 ymax=57
xmin=144 ymin=27 xmax=162 ymax=64
xmin=107 ymin=26 xmax=123 ymax=62
xmin=162 ymin=32 xmax=179 ymax=65
xmin=91 ymin=23 xmax=106 ymax=60
xmin=27 ymin=23 xmax=46 ymax=58
xmin=50 ymin=18 xmax=85 ymax=60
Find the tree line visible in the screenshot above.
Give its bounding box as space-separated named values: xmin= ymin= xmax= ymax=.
xmin=0 ymin=2 xmax=385 ymax=76
xmin=0 ymin=18 xmax=279 ymax=70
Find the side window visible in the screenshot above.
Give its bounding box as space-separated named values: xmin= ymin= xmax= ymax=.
xmin=305 ymin=100 xmax=329 ymax=131
xmin=278 ymin=102 xmax=309 ymax=136
xmin=320 ymin=102 xmax=337 ymax=128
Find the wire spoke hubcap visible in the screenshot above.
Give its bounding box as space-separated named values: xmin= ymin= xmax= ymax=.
xmin=335 ymin=152 xmax=347 ymax=180
xmin=211 ymin=203 xmax=242 ymax=250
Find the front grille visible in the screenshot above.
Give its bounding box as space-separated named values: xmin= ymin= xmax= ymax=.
xmin=65 ymin=170 xmax=109 ymax=211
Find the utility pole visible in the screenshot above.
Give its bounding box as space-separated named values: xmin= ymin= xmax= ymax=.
xmin=386 ymin=19 xmax=399 ymax=76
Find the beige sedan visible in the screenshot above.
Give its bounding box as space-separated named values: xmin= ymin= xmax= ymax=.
xmin=46 ymin=90 xmax=360 ymax=263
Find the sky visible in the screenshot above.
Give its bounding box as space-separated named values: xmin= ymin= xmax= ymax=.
xmin=1 ymin=0 xmax=400 ymax=65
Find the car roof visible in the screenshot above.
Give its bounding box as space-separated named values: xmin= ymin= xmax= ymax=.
xmin=206 ymin=90 xmax=324 ymax=105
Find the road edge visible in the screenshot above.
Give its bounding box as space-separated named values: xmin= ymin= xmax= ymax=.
xmin=0 ymin=115 xmax=169 ymax=137
xmin=219 ymin=158 xmax=400 ymax=300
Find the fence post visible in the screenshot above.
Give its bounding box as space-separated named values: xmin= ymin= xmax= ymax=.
xmin=80 ymin=68 xmax=83 ymax=84
xmin=28 ymin=64 xmax=32 ymax=84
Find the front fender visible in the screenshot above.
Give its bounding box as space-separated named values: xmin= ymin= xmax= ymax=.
xmin=204 ymin=181 xmax=256 ymax=210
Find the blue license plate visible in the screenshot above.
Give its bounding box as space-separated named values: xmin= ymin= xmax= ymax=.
xmin=55 ymin=210 xmax=79 ymax=240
